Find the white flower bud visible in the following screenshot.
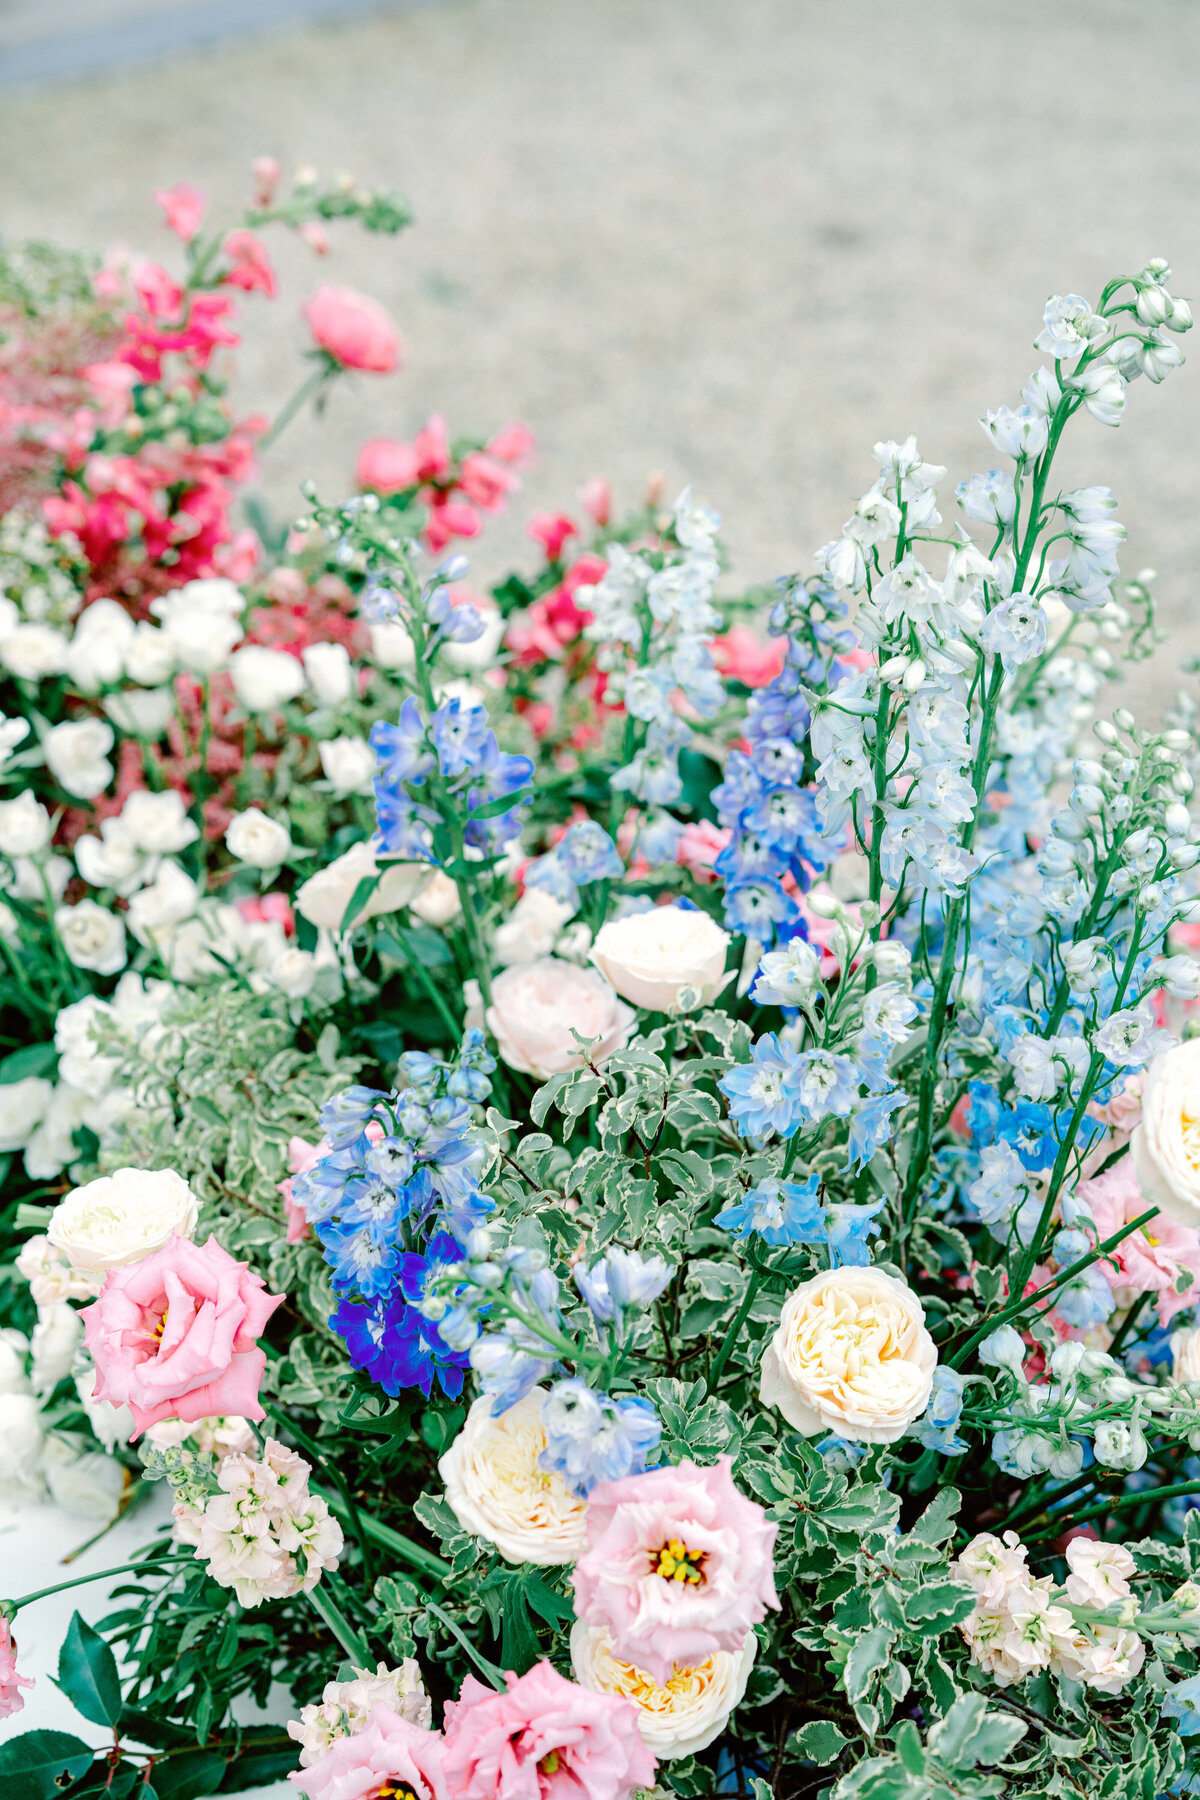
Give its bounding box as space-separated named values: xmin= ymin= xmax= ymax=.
xmin=1114 ymin=707 xmax=1136 ymax=732
xmin=1136 ymin=286 xmax=1172 ymax=326
xmin=1094 ymin=719 xmax=1121 ymax=746
xmin=1165 ymin=803 xmax=1192 ymax=837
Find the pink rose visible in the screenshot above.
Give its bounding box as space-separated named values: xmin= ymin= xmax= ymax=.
xmin=82 ymin=1234 xmax=285 ymax=1437
xmin=441 ymin=1663 xmax=655 ymax=1800
xmin=708 ymin=626 xmax=786 ymax=689
xmin=279 ymin=1134 xmax=328 ymax=1244
xmin=290 ymin=1704 xmax=448 ymax=1800
xmin=156 ymin=182 xmax=206 ymax=241
xmin=571 ymin=1457 xmax=779 ymax=1685
xmin=0 ymin=1618 xmax=33 ymax=1720
xmin=304 ymin=286 xmax=400 ymax=373
xmin=358 ymin=437 xmax=420 ymax=495
xmin=1078 ymin=1162 xmax=1200 ymax=1325
xmin=479 ymin=958 xmax=635 ymax=1079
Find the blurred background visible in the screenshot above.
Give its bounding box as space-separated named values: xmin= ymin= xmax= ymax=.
xmin=1 ymin=0 xmax=1197 ymax=715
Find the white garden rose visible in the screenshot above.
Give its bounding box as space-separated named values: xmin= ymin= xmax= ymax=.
xmin=0 ymin=1390 xmax=45 ymax=1495
xmin=295 ymin=840 xmax=431 ymax=930
xmin=0 ymin=1075 xmax=53 ymax=1151
xmin=103 ymin=687 xmax=175 ymax=739
xmin=0 ymin=789 xmax=52 ymax=856
xmin=759 ymin=1265 xmax=938 ymax=1443
xmin=368 ymin=619 xmax=415 ymax=670
xmin=126 ymin=860 xmax=200 ymax=947
xmin=493 ymin=888 xmax=574 ymax=967
xmin=438 ymin=1390 xmax=590 ymax=1565
xmin=150 ymin=581 xmax=243 ymax=672
xmin=569 ymin=1622 xmax=756 ymax=1759
xmin=303 ymin=640 xmax=354 ymax=704
xmin=42 ymin=1434 xmax=127 ymax=1521
xmin=225 ymin=808 xmax=293 ymax=868
xmin=47 ymin=1166 xmax=200 ymax=1272
xmin=0 ymin=621 xmax=69 ymax=681
xmin=75 ymin=815 xmax=147 ymax=895
xmin=1132 ymin=1038 xmax=1200 ymax=1228
xmin=122 ymin=789 xmax=199 ymax=855
xmin=124 ymin=620 xmax=176 ymax=686
xmin=229 ymin=645 xmax=307 ymax=712
xmin=482 ymin=957 xmax=636 ymax=1078
xmin=30 ymin=1302 xmax=83 ymax=1395
xmin=44 ymin=717 xmax=116 ymax=798
xmin=64 ymin=598 xmax=135 ymax=692
xmin=318 ymin=735 xmax=377 ymax=796
xmin=590 ymin=902 xmax=731 ymax=1012
xmin=54 ymin=900 xmax=128 ymax=975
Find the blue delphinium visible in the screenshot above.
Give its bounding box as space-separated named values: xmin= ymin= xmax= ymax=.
xmin=913 ymin=1366 xmax=969 ymax=1455
xmin=716 ymin=1175 xmax=826 ymax=1248
xmin=575 ymin=1248 xmax=674 ymax=1323
xmin=539 ymin=1378 xmax=662 ymax=1497
xmin=719 ymin=1033 xmax=811 ymax=1140
xmin=331 ymin=1232 xmax=471 ymax=1398
xmin=825 ymin=1196 xmax=886 ymax=1266
xmin=1162 ymin=1674 xmax=1200 ymax=1739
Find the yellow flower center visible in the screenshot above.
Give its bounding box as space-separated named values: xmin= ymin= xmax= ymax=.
xmin=152 ymin=1309 xmax=167 ymax=1342
xmin=539 ymin=1752 xmax=561 ymax=1776
xmin=1181 ymin=1106 xmax=1200 ymax=1173
xmin=652 ymin=1538 xmax=705 ymax=1584
xmin=377 ymin=1783 xmax=417 ymax=1800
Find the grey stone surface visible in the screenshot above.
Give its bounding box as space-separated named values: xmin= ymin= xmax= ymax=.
xmin=0 ymin=0 xmax=1197 ymax=717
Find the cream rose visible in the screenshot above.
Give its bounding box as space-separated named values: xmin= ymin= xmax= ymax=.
xmin=482 ymin=957 xmax=635 ymax=1078
xmin=225 ymin=808 xmax=293 ymax=869
xmin=589 ymin=903 xmax=731 ymax=1012
xmin=493 ymin=889 xmax=574 ymax=967
xmin=295 ymin=840 xmax=431 ymax=930
xmin=47 ymin=1166 xmax=200 ymax=1273
xmin=569 ymin=1621 xmax=756 ymax=1759
xmin=1132 ymin=1039 xmax=1200 ymax=1228
xmin=438 ymin=1389 xmax=590 ymax=1565
xmin=759 ymin=1265 xmax=937 ymax=1443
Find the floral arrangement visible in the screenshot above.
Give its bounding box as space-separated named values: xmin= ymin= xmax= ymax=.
xmin=0 ymin=169 xmax=1199 ymax=1800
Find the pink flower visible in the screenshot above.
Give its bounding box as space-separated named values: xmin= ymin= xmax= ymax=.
xmin=527 ymin=513 xmax=577 ymax=562
xmin=425 ymin=498 xmax=481 ymax=552
xmin=1090 ymin=1073 xmax=1143 ymax=1137
xmin=459 ymin=453 xmax=520 ymax=513
xmin=278 ymin=1134 xmax=328 ymax=1245
xmin=414 ymin=416 xmax=452 ymax=480
xmin=252 ymin=155 xmax=281 ymax=207
xmin=571 ymin=1456 xmax=779 ymax=1686
xmin=82 ymin=1234 xmax=285 ymax=1436
xmin=1079 ymin=1162 xmax=1200 ymax=1325
xmin=441 ymin=1662 xmax=654 ymax=1800
xmin=223 ymin=231 xmax=276 ymax=297
xmin=0 ymin=1618 xmax=33 ymax=1720
xmin=358 ymin=438 xmax=420 ymax=495
xmin=156 ymin=182 xmax=207 ymax=241
xmin=577 ymin=476 xmax=612 ymax=527
xmin=677 ymin=820 xmax=731 ymax=883
xmin=708 ymin=626 xmax=786 ymax=689
xmin=290 ymin=1703 xmax=448 ymax=1800
xmin=83 ymin=361 xmax=139 ymax=429
xmin=299 ymin=222 xmax=330 ymax=257
xmin=303 ymin=286 xmax=400 ymax=373
xmin=486 ymin=421 xmax=537 ymax=467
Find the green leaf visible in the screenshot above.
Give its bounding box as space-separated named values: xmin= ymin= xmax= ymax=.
xmin=0 ymin=1732 xmax=97 ymax=1800
xmin=901 ymin=1580 xmax=976 ymax=1634
xmin=56 ymin=1613 xmax=122 ymax=1729
xmin=930 ymin=1693 xmax=1027 ymax=1771
xmin=909 ymin=1487 xmax=961 ymax=1546
xmin=148 ymin=1751 xmax=226 ymax=1800
xmin=793 ymin=1721 xmax=851 ymax=1766
xmin=844 ymin=1624 xmax=895 ymax=1704
xmin=894 ymin=1721 xmax=926 ymax=1778
xmin=468 ymin=787 xmax=532 ymax=821
xmin=340 ymin=872 xmax=381 ymax=930
xmin=500 ymin=1581 xmax=540 ymax=1675
xmin=0 ymin=1041 xmax=57 ymax=1084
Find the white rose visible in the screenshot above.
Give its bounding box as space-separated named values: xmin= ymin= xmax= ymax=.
xmin=45 ymin=717 xmax=116 ymax=798
xmin=303 ymin=640 xmax=354 ymax=704
xmin=149 ymin=591 xmax=242 ymax=672
xmin=226 ymin=808 xmax=292 ymax=869
xmin=47 ymin=1166 xmax=199 ymax=1272
xmin=0 ymin=711 xmax=29 ymax=766
xmin=55 ymin=900 xmax=128 ymax=975
xmin=442 ymin=605 xmax=506 ymax=671
xmin=318 ymin=735 xmax=377 ymax=795
xmin=1 ymin=621 xmax=69 ymax=680
xmin=494 ymin=889 xmax=574 ymax=967
xmin=9 ymin=851 xmax=71 ymax=902
xmin=103 ymin=686 xmax=175 ymax=739
xmin=75 ymin=1364 xmax=134 ymax=1449
xmin=295 ymin=840 xmax=431 ymax=930
xmin=485 ymin=958 xmax=635 ymax=1078
xmin=269 ymin=946 xmax=318 ymax=998
xmin=168 ymin=577 xmax=246 ymax=613
xmin=75 ymin=816 xmax=148 ymax=895
xmin=229 ymin=645 xmax=307 ymax=712
xmin=127 ymin=859 xmax=200 ymax=946
xmin=64 ymin=598 xmax=135 ymax=692
xmin=409 ymin=868 xmax=461 ymax=927
xmin=368 ymin=620 xmax=415 ymax=670
xmin=0 ymin=789 xmax=52 ymax=856
xmin=42 ymin=1433 xmax=127 ymax=1521
xmin=759 ymin=1265 xmax=938 ymax=1443
xmin=439 ymin=1390 xmax=590 ymax=1565
xmin=25 ymin=1082 xmax=90 ymax=1176
xmin=0 ymin=1074 xmax=54 ymax=1150
xmin=0 ymin=1328 xmax=30 ymax=1395
xmin=570 ymin=1621 xmax=755 ymax=1759
xmin=31 ymin=1302 xmax=83 ymax=1395
xmin=122 ymin=789 xmax=199 ymax=854
xmin=124 ymin=621 xmax=176 ymax=686
xmin=1132 ymin=1039 xmax=1200 ymax=1227
xmin=590 ymin=903 xmax=731 ymax=1012
xmin=18 ymin=1235 xmax=102 ymax=1305
xmin=0 ymin=1391 xmax=45 ymax=1494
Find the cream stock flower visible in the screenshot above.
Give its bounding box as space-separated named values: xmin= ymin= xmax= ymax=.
xmin=47 ymin=1166 xmax=200 ymax=1273
xmin=759 ymin=1265 xmax=937 ymax=1443
xmin=589 ymin=903 xmax=731 ymax=1013
xmin=287 ymin=1662 xmax=432 ymax=1766
xmin=569 ymin=1620 xmax=755 ymax=1759
xmin=439 ymin=1389 xmax=590 ymax=1565
xmin=1131 ymin=1038 xmax=1200 ymax=1228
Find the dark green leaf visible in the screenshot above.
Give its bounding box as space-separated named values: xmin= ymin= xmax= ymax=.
xmin=150 ymin=1751 xmax=226 ymax=1800
xmin=340 ymin=872 xmax=381 ymax=931
xmin=0 ymin=1041 xmax=57 ymax=1084
xmin=500 ymin=1582 xmax=540 ymax=1675
xmin=56 ymin=1613 xmax=122 ymax=1729
xmin=0 ymin=1732 xmax=97 ymax=1800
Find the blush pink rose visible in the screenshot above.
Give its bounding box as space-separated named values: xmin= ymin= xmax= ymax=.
xmin=1078 ymin=1162 xmax=1200 ymax=1325
xmin=82 ymin=1234 xmax=285 ymax=1436
xmin=571 ymin=1456 xmax=779 ymax=1686
xmin=441 ymin=1662 xmax=654 ymax=1800
xmin=279 ymin=1134 xmax=328 ymax=1244
xmin=0 ymin=1618 xmax=33 ymax=1719
xmin=304 ymin=286 xmax=400 ymax=373
xmin=479 ymin=959 xmax=636 ymax=1079
xmin=289 ymin=1704 xmax=448 ymax=1800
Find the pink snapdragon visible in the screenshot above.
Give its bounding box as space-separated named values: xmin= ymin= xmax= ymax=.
xmin=527 ymin=512 xmax=577 ymax=562
xmin=441 ymin=1662 xmax=655 ymax=1800
xmin=1078 ymin=1162 xmax=1200 ymax=1325
xmin=571 ymin=1456 xmax=779 ymax=1685
xmin=223 ymin=230 xmax=276 ymax=297
xmin=82 ymin=1234 xmax=284 ymax=1435
xmin=290 ymin=1704 xmax=448 ymax=1800
xmin=304 ymin=286 xmax=400 ymax=373
xmin=0 ymin=1618 xmax=33 ymax=1719
xmin=357 ymin=437 xmax=420 ymax=495
xmin=156 ymin=182 xmax=207 ymax=241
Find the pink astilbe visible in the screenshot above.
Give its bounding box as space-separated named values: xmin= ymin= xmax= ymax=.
xmin=1078 ymin=1162 xmax=1200 ymax=1325
xmin=441 ymin=1662 xmax=655 ymax=1800
xmin=0 ymin=1618 xmax=33 ymax=1720
xmin=289 ymin=1704 xmax=447 ymax=1800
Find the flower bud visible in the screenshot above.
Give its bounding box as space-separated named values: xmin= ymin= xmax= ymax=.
xmin=1094 ymin=719 xmax=1121 ymax=745
xmin=1163 ymin=729 xmax=1194 ymax=752
xmin=1170 ymin=296 xmax=1194 ymax=333
xmin=1114 ymin=707 xmax=1136 ymax=732
xmin=878 ymin=654 xmax=910 ymax=683
xmin=1137 ymin=285 xmax=1172 ymax=326
xmin=1169 ymin=843 xmax=1200 ymax=870
xmin=1175 ymin=768 xmax=1195 ymax=796
xmin=1165 ymin=802 xmax=1192 ymax=837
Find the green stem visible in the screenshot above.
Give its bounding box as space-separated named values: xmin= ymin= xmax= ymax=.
xmin=306 ymin=1579 xmax=372 ymax=1665
xmin=394 ymin=922 xmax=463 ymax=1039
xmin=6 ymin=1555 xmax=191 ymax=1613
xmin=706 ymin=1267 xmax=764 ymax=1396
xmin=1024 ymin=1478 xmax=1200 ymax=1544
xmin=426 ymin=1599 xmax=506 ymax=1686
xmin=258 ymin=362 xmax=338 ymax=454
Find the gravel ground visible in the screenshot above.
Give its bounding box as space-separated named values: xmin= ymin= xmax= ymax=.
xmin=0 ymin=0 xmax=1198 ymax=718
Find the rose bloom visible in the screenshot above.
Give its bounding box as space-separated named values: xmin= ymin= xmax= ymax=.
xmin=442 ymin=1662 xmax=655 ymax=1800
xmin=226 ymin=808 xmax=293 ymax=869
xmin=1075 ymin=1162 xmax=1200 ymax=1324
xmin=571 ymin=1456 xmax=778 ymax=1686
xmin=0 ymin=1617 xmax=34 ymax=1719
xmin=304 ymin=286 xmax=401 ymax=373
xmin=357 ymin=437 xmax=419 ymax=495
xmin=54 ymin=900 xmax=127 ymax=976
xmin=48 ymin=1167 xmax=200 ymax=1273
xmin=1132 ymin=1038 xmax=1200 ymax=1228
xmin=295 ymin=841 xmax=431 ymax=930
xmin=759 ymin=1265 xmax=937 ymax=1443
xmin=290 ymin=1703 xmax=447 ymax=1800
xmin=589 ymin=904 xmax=730 ymax=1013
xmin=229 ymin=644 xmax=307 ymax=712
xmin=475 ymin=958 xmax=635 ymax=1079
xmin=439 ymin=1390 xmax=590 ymax=1565
xmin=82 ymin=1233 xmax=284 ymax=1436
xmin=570 ymin=1621 xmax=755 ymax=1760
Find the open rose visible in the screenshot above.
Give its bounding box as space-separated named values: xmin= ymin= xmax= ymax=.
xmin=759 ymin=1265 xmax=937 ymax=1443
xmin=475 ymin=958 xmax=634 ymax=1078
xmin=82 ymin=1234 xmax=284 ymax=1436
xmin=570 ymin=1620 xmax=755 ymax=1759
xmin=441 ymin=1661 xmax=655 ymax=1800
xmin=439 ymin=1390 xmax=590 ymax=1565
xmin=589 ymin=903 xmax=730 ymax=1013
xmin=1132 ymin=1039 xmax=1200 ymax=1228
xmin=48 ymin=1167 xmax=199 ymax=1274
xmin=304 ymin=286 xmax=400 ymax=373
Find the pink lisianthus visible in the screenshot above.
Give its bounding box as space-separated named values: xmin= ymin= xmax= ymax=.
xmin=571 ymin=1456 xmax=779 ymax=1686
xmin=527 ymin=512 xmax=578 ymax=563
xmin=708 ymin=626 xmax=786 ymax=689
xmin=278 ymin=1134 xmax=328 ymax=1244
xmin=156 ymin=182 xmax=207 ymax=241
xmin=289 ymin=1704 xmax=448 ymax=1800
xmin=441 ymin=1662 xmax=655 ymax=1800
xmin=0 ymin=1618 xmax=34 ymax=1719
xmin=1078 ymin=1162 xmax=1200 ymax=1325
xmin=303 ymin=286 xmax=400 ymax=373
xmin=82 ymin=1234 xmax=285 ymax=1436
xmin=358 ymin=437 xmax=420 ymax=495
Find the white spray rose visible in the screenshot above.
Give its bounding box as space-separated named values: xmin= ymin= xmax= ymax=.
xmin=17 ymin=1236 xmax=100 ymax=1306
xmin=295 ymin=841 xmax=431 ymax=930
xmin=225 ymin=809 xmax=293 ymax=869
xmin=64 ymin=598 xmax=135 ymax=692
xmin=302 ymin=640 xmax=354 ymax=704
xmin=480 ymin=958 xmax=635 ymax=1078
xmin=229 ymin=645 xmax=307 ymax=712
xmin=0 ymin=1075 xmax=54 ymax=1151
xmin=590 ymin=903 xmax=731 ymax=1012
xmin=368 ymin=620 xmax=415 ymax=670
xmin=47 ymin=1166 xmax=199 ymax=1273
xmin=1 ymin=621 xmax=69 ymax=681
xmin=75 ymin=816 xmax=147 ymax=895
xmin=570 ymin=1621 xmax=756 ymax=1759
xmin=1132 ymin=1038 xmax=1200 ymax=1228
xmin=760 ymin=1265 xmax=938 ymax=1443
xmin=55 ymin=900 xmax=128 ymax=975
xmin=493 ymin=889 xmax=574 ymax=967
xmin=127 ymin=860 xmax=200 ymax=946
xmin=43 ymin=1434 xmax=127 ymax=1521
xmin=408 ymin=869 xmax=461 ymax=926
xmin=44 ymin=717 xmax=116 ymax=798
xmin=318 ymin=736 xmax=377 ymax=795
xmin=150 ymin=581 xmax=243 ymax=672
xmin=0 ymin=789 xmax=52 ymax=856
xmin=269 ymin=946 xmax=318 ymax=999
xmin=30 ymin=1302 xmax=83 ymax=1395
xmin=122 ymin=789 xmax=199 ymax=855
xmin=0 ymin=1391 xmax=45 ymax=1495
xmin=75 ymin=1364 xmax=135 ymax=1450
xmin=439 ymin=1390 xmax=591 ymax=1565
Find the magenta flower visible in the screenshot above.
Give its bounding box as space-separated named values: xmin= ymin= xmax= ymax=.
xmin=570 ymin=1456 xmax=780 ymax=1685
xmin=441 ymin=1662 xmax=655 ymax=1800
xmin=304 ymin=286 xmax=400 ymax=374
xmin=289 ymin=1704 xmax=448 ymax=1800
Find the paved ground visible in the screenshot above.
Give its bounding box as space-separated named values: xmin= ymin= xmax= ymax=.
xmin=0 ymin=0 xmax=1198 ymax=718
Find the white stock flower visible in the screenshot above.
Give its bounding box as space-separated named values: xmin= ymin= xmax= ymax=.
xmin=44 ymin=718 xmax=116 ymax=798
xmin=122 ymin=790 xmax=199 ymax=855
xmin=1132 ymin=1038 xmax=1200 ymax=1228
xmin=294 ymin=841 xmax=431 ymax=930
xmin=55 ymin=901 xmax=127 ymax=975
xmin=64 ymin=599 xmax=135 ymax=692
xmin=1052 ymin=1624 xmax=1145 ymax=1695
xmin=570 ymin=1620 xmax=756 ymax=1759
xmin=17 ymin=1235 xmax=100 ymax=1306
xmin=226 ymin=809 xmax=292 ymax=869
xmin=493 ymin=889 xmax=575 ymax=967
xmin=0 ymin=790 xmax=52 ymax=856
xmin=30 ymin=1302 xmax=83 ymax=1395
xmin=191 ymin=1439 xmax=343 ymax=1608
xmin=0 ymin=1075 xmax=53 ymax=1151
xmin=481 ymin=957 xmax=635 ymax=1078
xmin=287 ymin=1662 xmax=432 ymax=1767
xmin=229 ymin=645 xmax=307 ymax=713
xmin=302 ymin=640 xmax=354 ymax=704
xmin=590 ymin=903 xmax=731 ymax=1012
xmin=0 ymin=622 xmax=69 ymax=681
xmin=42 ymin=1434 xmax=127 ymax=1521
xmin=47 ymin=1166 xmax=199 ymax=1273
xmin=318 ymin=735 xmax=377 ymax=795
xmin=439 ymin=1390 xmax=590 ymax=1565
xmin=1063 ymin=1538 xmax=1135 ymax=1608
xmin=759 ymin=1265 xmax=938 ymax=1443
xmin=0 ymin=1391 xmax=45 ymax=1495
